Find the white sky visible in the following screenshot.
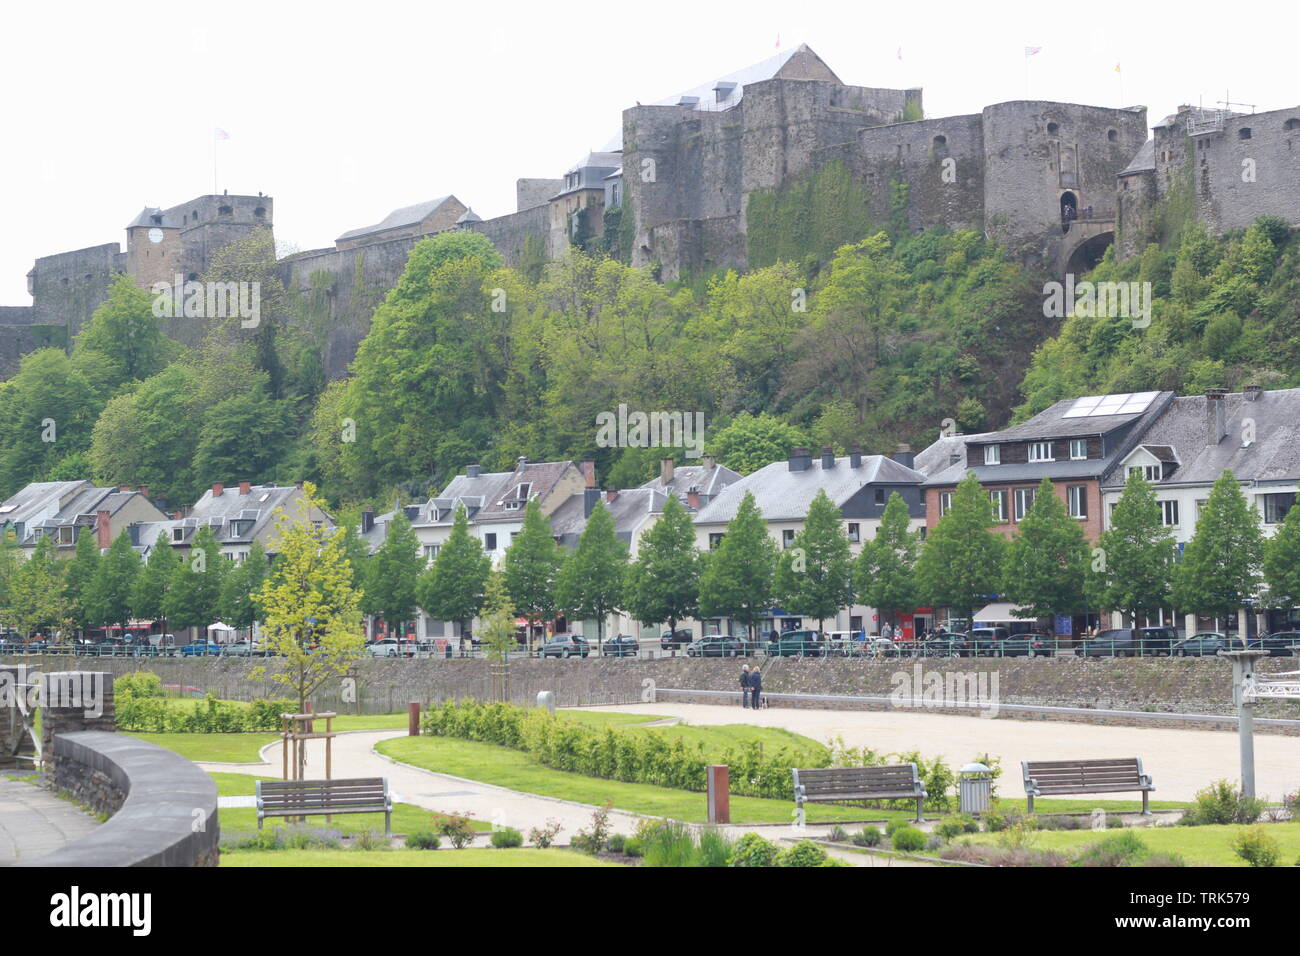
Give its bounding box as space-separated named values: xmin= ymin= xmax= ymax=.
xmin=2 ymin=0 xmax=1298 ymax=303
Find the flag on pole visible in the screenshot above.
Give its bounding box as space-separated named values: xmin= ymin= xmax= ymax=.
xmin=215 ymin=128 xmax=230 ymax=140
xmin=1115 ymin=63 xmax=1121 ymax=73
xmin=1024 ymin=46 xmax=1042 ymax=56
xmin=775 ymin=34 xmax=780 ymax=50
xmin=897 ymin=46 xmax=903 ymax=61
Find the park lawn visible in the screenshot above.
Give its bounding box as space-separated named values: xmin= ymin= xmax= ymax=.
xmin=960 ymin=821 xmax=1300 ymax=866
xmin=222 ymin=848 xmax=619 ymax=867
xmin=125 ymin=732 xmax=279 ymax=762
xmin=208 ymin=771 xmax=275 ymax=797
xmin=989 ymin=797 xmax=1189 ymax=814
xmin=555 ymin=710 xmax=669 ymax=727
xmin=610 ymin=722 xmax=828 ymax=763
xmin=379 ymin=735 xmax=877 ymax=825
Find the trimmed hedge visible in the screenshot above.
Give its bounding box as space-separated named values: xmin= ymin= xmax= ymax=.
xmin=117 ymin=695 xmax=289 ymax=733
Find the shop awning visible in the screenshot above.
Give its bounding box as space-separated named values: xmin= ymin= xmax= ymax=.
xmin=972 ymin=602 xmax=1033 ymax=623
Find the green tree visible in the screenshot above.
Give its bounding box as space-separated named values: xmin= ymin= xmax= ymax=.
xmin=131 ymin=532 xmax=181 ymax=631
xmin=774 ymin=490 xmax=854 ymax=632
xmin=7 ymin=536 xmax=69 ymax=638
xmin=0 ymin=349 xmax=103 ymax=497
xmin=555 ymin=500 xmax=628 ymax=646
xmin=90 ymin=365 xmax=200 ymax=506
xmin=915 ymin=471 xmax=1006 ymax=625
xmin=1085 ymin=470 xmax=1174 ymax=628
xmin=1263 ymin=500 xmax=1300 ymax=609
xmin=365 ymin=510 xmax=422 ymax=639
xmin=707 ymin=413 xmax=808 ymax=476
xmin=502 ymin=499 xmax=560 ymax=642
xmin=416 ymin=504 xmax=491 ymax=639
xmin=856 ymin=491 xmax=919 ymax=628
xmin=219 ymin=541 xmax=269 ymax=632
xmin=165 ymin=525 xmax=226 ymax=635
xmin=478 ymin=572 xmax=518 ymax=666
xmin=1173 ymin=470 xmax=1264 ymax=638
xmin=698 ymin=492 xmax=778 ymax=640
xmin=623 ymin=495 xmax=700 ymax=639
xmin=74 ymin=272 xmax=179 ymax=386
xmin=1001 ymin=477 xmax=1090 ymax=622
xmin=251 ymin=483 xmax=364 ymax=712
xmin=64 ymin=529 xmax=101 ymax=635
xmin=84 ymin=530 xmax=141 ymax=631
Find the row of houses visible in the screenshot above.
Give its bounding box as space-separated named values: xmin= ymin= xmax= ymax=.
xmin=4 ymin=385 xmax=1294 ymax=643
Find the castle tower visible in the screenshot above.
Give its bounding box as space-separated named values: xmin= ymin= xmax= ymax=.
xmin=125 ymin=208 xmax=184 ymax=289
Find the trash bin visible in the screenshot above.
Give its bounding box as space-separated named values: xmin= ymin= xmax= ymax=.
xmin=959 ymin=762 xmax=992 ymax=814
xmin=536 ymin=690 xmax=556 ymax=714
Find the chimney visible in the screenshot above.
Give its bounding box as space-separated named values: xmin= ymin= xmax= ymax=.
xmin=606 ymin=489 xmax=619 ymax=503
xmin=788 ymin=447 xmax=812 ymax=472
xmin=892 ymin=443 xmax=915 ymax=469
xmin=1206 ymin=388 xmax=1228 ymax=444
xmin=687 ymin=489 xmax=701 ymax=510
xmin=1243 ymin=384 xmax=1263 ymax=402
xmin=212 ymin=482 xmax=224 ymax=498
xmin=849 ymin=445 xmax=863 ymax=469
xmin=702 ymin=454 xmax=716 ymax=471
xmin=581 ymin=458 xmax=596 ymax=489
xmin=238 ymin=480 xmax=251 ymax=495
xmin=171 ymin=511 xmax=183 ymax=521
xmin=516 ymin=456 xmax=528 ymax=469
xmin=821 ymin=446 xmax=835 ymax=469
xmin=660 ymin=457 xmax=675 ymax=484
xmin=583 ymin=487 xmax=600 ymax=518
xmin=361 ymin=510 xmax=374 ymax=534
xmin=96 ymin=510 xmax=111 ymax=549
xmin=138 ymin=485 xmax=150 ymax=500
xmin=467 ymin=463 xmax=481 ymax=479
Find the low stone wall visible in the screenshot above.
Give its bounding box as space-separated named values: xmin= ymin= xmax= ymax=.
xmin=6 ymin=654 xmax=1299 ymax=725
xmin=28 ymin=731 xmax=219 ymax=867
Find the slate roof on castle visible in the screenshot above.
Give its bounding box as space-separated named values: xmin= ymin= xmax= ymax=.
xmin=652 ymin=43 xmax=836 ymax=113
xmin=1100 ymin=387 xmax=1300 ymax=488
xmin=336 ymin=197 xmax=458 ymax=242
xmin=694 ymin=454 xmax=926 ymax=524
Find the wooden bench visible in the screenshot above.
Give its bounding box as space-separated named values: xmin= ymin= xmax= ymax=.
xmin=256 ymin=777 xmax=393 ymax=834
xmin=792 ymin=764 xmax=928 ymax=823
xmin=1022 ymin=758 xmax=1155 ymax=815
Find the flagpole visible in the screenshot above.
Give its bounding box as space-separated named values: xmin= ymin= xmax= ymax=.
xmin=212 ymin=126 xmax=218 ymax=196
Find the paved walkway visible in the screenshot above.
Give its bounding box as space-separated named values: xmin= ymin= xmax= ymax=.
xmin=573 ymin=702 xmax=1300 ymax=803
xmin=0 ymin=775 xmax=101 ymax=865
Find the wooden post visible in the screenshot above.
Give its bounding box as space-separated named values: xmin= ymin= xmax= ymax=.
xmin=408 ymin=701 xmax=420 ymax=736
xmin=707 ymin=765 xmax=730 ymax=824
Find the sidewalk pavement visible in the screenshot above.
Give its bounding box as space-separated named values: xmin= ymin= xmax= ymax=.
xmin=0 ymin=775 xmax=100 ymax=866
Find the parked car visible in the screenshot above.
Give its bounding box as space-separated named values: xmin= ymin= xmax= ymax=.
xmin=766 ymin=629 xmax=823 ymax=657
xmin=686 ymin=635 xmax=748 ymax=658
xmin=366 ymin=639 xmax=403 ymax=658
xmin=966 ymin=627 xmax=1011 ymax=657
xmin=179 ymin=641 xmax=223 ymax=657
xmin=600 ymin=634 xmax=640 ymax=658
xmin=1079 ymin=626 xmax=1178 ymax=657
xmin=1173 ymin=632 xmax=1229 ymax=657
xmin=921 ymin=632 xmax=966 ymax=657
xmin=1250 ymin=631 xmax=1300 ymax=657
xmin=539 ymin=633 xmax=589 ymax=658
xmin=660 ymin=629 xmax=694 ymax=650
xmin=221 ymin=640 xmax=266 ymax=657
xmin=825 ymin=630 xmax=866 ymax=656
xmin=1000 ymin=632 xmax=1058 ymax=658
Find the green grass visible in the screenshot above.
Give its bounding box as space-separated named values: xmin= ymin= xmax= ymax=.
xmin=989 ymin=797 xmax=1189 ymax=814
xmin=126 ymin=731 xmax=279 ymax=762
xmin=554 ymin=709 xmax=668 ymax=727
xmin=959 ymin=821 xmax=1300 ymax=866
xmin=208 ymin=771 xmax=274 ymax=797
xmin=381 ymin=735 xmax=873 ymax=824
xmin=221 ymin=848 xmax=619 ymax=867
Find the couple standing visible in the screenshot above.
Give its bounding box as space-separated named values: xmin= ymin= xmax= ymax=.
xmin=739 ymin=664 xmax=763 ymax=709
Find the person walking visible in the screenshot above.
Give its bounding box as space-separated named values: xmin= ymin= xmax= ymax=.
xmin=881 ymin=621 xmax=893 ymax=642
xmin=750 ymin=667 xmax=764 ymax=710
xmin=739 ymin=664 xmax=751 ymax=707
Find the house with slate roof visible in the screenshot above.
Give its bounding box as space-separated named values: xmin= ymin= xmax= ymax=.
xmin=1 ymin=481 xmax=167 ymax=556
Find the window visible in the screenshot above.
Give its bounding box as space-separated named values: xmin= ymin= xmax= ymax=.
xmin=1067 ymin=485 xmax=1088 ymax=518
xmin=938 ymin=492 xmax=953 ymax=517
xmin=847 ymin=523 xmax=860 ymax=543
xmin=172 ymin=527 xmax=185 ymax=543
xmin=1286 ymin=119 xmax=1300 ymax=131
xmin=1238 ymin=127 xmax=1252 ymax=140
xmin=1107 ymin=128 xmax=1118 ymax=142
xmin=989 ymin=490 xmax=1008 ymax=523
xmin=1195 ymin=499 xmax=1209 ymax=521
xmin=1159 ymin=500 xmax=1180 ymax=527
xmin=1028 ymin=442 xmax=1054 ymax=462
xmin=984 ymin=445 xmax=1000 ymax=465
xmin=782 ymin=529 xmax=796 ymax=549
xmin=484 ymin=533 xmax=498 ymax=551
xmin=1262 ymin=493 xmax=1296 ymax=524
xmin=1069 ymin=439 xmax=1087 ymax=460
xmin=1129 ymin=464 xmax=1161 ymax=482
xmin=1047 ymin=121 xmax=1059 ymax=134
xmin=1014 ymin=487 xmax=1036 ymax=520
xmin=423 ymin=544 xmax=440 ymax=562
xmin=874 ymin=488 xmax=886 ymax=506
xmin=709 ymin=533 xmax=725 ymax=550
xmin=933 ymin=134 xmax=947 ymax=147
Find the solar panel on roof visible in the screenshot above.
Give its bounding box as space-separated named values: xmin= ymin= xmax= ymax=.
xmin=1062 ymin=392 xmax=1157 ymax=418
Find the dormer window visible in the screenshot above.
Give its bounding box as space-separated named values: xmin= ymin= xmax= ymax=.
xmin=983 ymin=445 xmax=1000 ymax=465
xmin=1028 ymin=442 xmax=1054 ymax=462
xmin=172 ymin=527 xmax=185 ymax=542
xmin=1069 ymin=439 xmax=1087 ymax=460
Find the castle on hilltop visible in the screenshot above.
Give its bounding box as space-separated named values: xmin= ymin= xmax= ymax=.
xmin=3 ymin=44 xmax=1296 ymax=378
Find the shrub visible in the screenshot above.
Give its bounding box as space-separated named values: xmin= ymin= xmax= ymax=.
xmin=729 ymin=833 xmax=780 ymax=867
xmin=115 ymin=692 xmax=290 ymax=733
xmin=828 ymin=825 xmax=849 ymax=843
xmin=640 ymin=821 xmax=697 ymax=867
xmin=490 ymin=827 xmax=523 ymax=849
xmin=852 ymin=826 xmax=883 ymax=848
xmin=606 ymin=833 xmax=626 ymax=854
xmin=1106 ymin=815 xmax=1126 ymax=829
xmin=956 ymin=813 xmax=980 ymax=834
xmin=891 ymin=826 xmax=926 ymax=852
xmin=935 ymin=818 xmax=968 ymax=841
xmin=1036 ymin=815 xmax=1085 ymax=831
xmin=114 ymin=671 xmax=164 ymax=700
xmin=437 ymin=813 xmax=476 ymax=849
xmin=1075 ymin=832 xmax=1149 ymax=867
xmin=622 ymin=837 xmax=643 ymax=858
xmin=280 ymin=825 xmax=341 ymax=850
xmin=1232 ymin=826 xmax=1280 ymax=867
xmin=884 ymin=818 xmax=906 ymax=837
xmin=778 ymin=839 xmax=831 ymax=867
xmin=573 ymin=801 xmax=612 ymax=854
xmin=1183 ymin=779 xmax=1264 ymax=826
xmin=406 ymin=830 xmax=441 ymax=850
xmin=996 ymin=820 xmax=1039 ymax=851
xmin=527 ymin=819 xmax=562 ymax=849
xmin=983 ymin=810 xmax=1008 ymax=832
xmin=697 ymin=828 xmax=735 ymax=867
xmin=350 ymin=829 xmax=389 ymax=851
